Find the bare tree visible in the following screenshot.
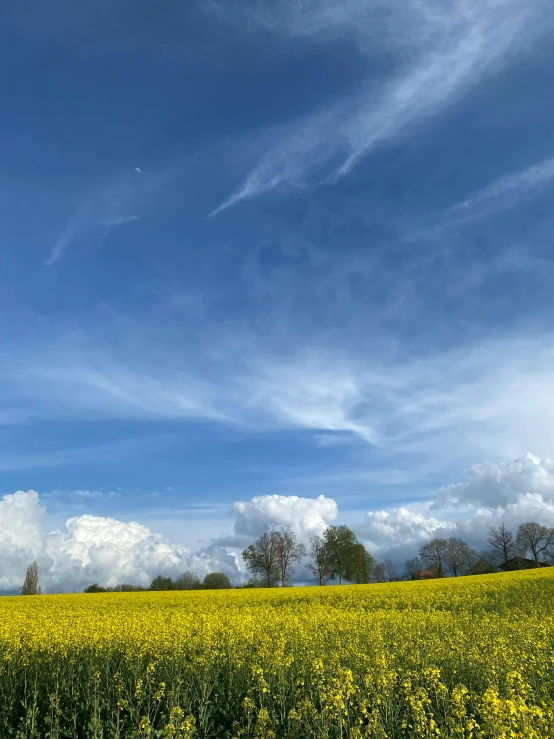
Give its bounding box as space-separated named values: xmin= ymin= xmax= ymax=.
xmin=383 ymin=558 xmax=396 ymax=582
xmin=242 ymin=531 xmax=280 ymax=587
xmin=516 ymin=522 xmax=554 ymax=566
xmin=372 ymin=562 xmax=385 ymax=583
xmin=487 ymin=523 xmax=515 ymax=566
xmin=174 ymin=571 xmax=202 ymax=590
xmin=462 ymin=547 xmax=481 ymax=575
xmin=21 ymin=561 xmax=40 ymax=595
xmin=419 ymin=538 xmax=448 ymax=577
xmin=473 ymin=550 xmax=498 ymax=575
xmin=404 ymin=556 xmax=422 ymax=580
xmin=307 ymin=534 xmax=331 ymax=585
xmin=445 ymin=537 xmax=470 ymax=577
xmin=274 ymin=529 xmax=305 ymax=587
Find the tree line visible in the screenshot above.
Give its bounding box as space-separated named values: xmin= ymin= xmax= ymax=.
xmin=17 ymin=563 xmax=233 ymax=596
xmin=17 ymin=520 xmax=554 ymax=595
xmin=84 ymin=571 xmax=232 ymax=592
xmin=241 ymin=520 xmax=554 ymax=587
xmin=242 ymin=526 xmax=381 ymax=586
xmin=411 ymin=521 xmax=554 ymax=578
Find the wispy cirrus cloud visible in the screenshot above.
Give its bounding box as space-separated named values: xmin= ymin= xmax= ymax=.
xmin=212 ymin=0 xmax=553 ymax=213
xmin=4 ymin=315 xmax=554 ymax=479
xmin=46 ymin=168 xmax=168 ymax=266
xmin=0 ymin=435 xmax=172 ymax=473
xmin=448 ymin=155 xmax=554 ymax=218
xmin=413 ymin=154 xmax=554 ymax=238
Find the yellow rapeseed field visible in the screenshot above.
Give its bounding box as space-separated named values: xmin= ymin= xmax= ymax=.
xmin=0 ymin=568 xmax=553 ymax=738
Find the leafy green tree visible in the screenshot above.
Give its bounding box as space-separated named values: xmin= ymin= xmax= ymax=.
xmin=323 ymin=525 xmax=359 ymax=585
xmin=242 ymin=578 xmax=262 ymax=588
xmin=242 ymin=531 xmax=280 ymax=587
xmin=347 ymin=543 xmax=375 ymax=583
xmin=84 ymin=584 xmax=108 ymax=593
xmin=472 ymin=552 xmax=498 ymax=575
xmin=21 ymin=561 xmax=40 ymax=595
xmin=203 ymin=572 xmax=231 ymax=589
xmin=307 ymin=534 xmax=334 ymax=585
xmin=150 ymin=575 xmax=174 ymax=591
xmin=372 ymin=562 xmax=385 ymax=583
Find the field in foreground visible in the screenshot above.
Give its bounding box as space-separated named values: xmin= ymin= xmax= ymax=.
xmin=1 ymin=570 xmax=553 ymax=738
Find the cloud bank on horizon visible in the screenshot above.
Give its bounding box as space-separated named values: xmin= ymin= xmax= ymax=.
xmin=2 ymin=454 xmax=553 ymax=592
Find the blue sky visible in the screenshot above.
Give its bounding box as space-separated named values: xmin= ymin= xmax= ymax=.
xmin=1 ymin=0 xmax=554 ymax=588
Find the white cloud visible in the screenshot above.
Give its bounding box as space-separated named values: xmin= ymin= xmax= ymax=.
xmin=434 ymin=454 xmax=554 ymax=510
xmin=3 ymin=455 xmax=554 ymax=590
xmin=448 ymin=156 xmax=554 ymax=219
xmin=46 ymin=168 xmax=168 ymax=266
xmin=360 ymin=454 xmax=554 ymax=563
xmin=213 ymin=0 xmax=397 ymax=48
xmin=241 ymin=337 xmax=554 ymax=475
xmin=6 ymin=330 xmax=554 ymax=476
xmin=313 ymin=433 xmax=354 ymax=447
xmin=232 ymin=493 xmax=338 ymax=538
xmin=10 ymin=351 xmax=232 ymax=425
xmin=0 ymin=490 xmax=241 ymax=592
xmin=245 ymin=354 xmax=379 ymax=442
xmin=417 ymin=155 xmax=554 ymax=237
xmin=360 ymin=506 xmax=455 ymax=552
xmin=73 ymin=489 xmax=103 ymax=498
xmin=0 ymin=491 xmax=45 ymax=591
xmin=225 ymin=455 xmax=554 ymax=572
xmin=213 ymin=0 xmax=552 ymax=212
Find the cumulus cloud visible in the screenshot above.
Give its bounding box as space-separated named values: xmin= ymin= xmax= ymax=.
xmin=0 ymin=491 xmax=45 ymax=591
xmin=360 ymin=507 xmax=455 ymax=551
xmin=3 ymin=455 xmax=554 ymax=590
xmin=0 ymin=490 xmax=339 ymax=591
xmin=45 ymin=514 xmax=190 ymax=590
xmin=0 ymin=490 xmax=241 ymax=592
xmin=232 ymin=493 xmax=338 ymax=539
xmin=433 ymin=454 xmax=554 ymax=510
xmin=360 ymin=454 xmax=554 ymax=563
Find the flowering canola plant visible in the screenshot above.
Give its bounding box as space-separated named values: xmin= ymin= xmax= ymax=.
xmin=0 ymin=568 xmax=553 ymax=737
